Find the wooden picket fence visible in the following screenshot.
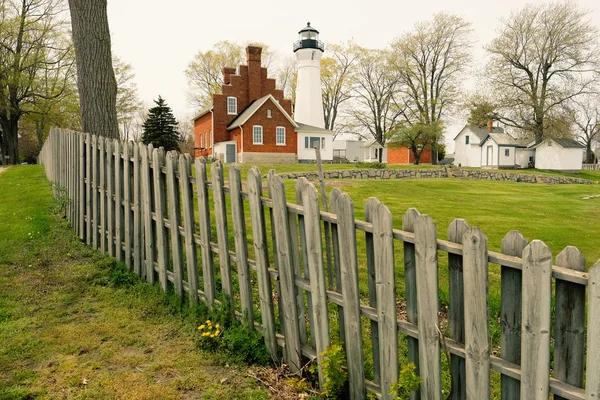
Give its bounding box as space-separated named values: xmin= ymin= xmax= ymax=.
xmin=582 ymin=163 xmax=599 ymax=171
xmin=39 ymin=128 xmax=600 ymax=400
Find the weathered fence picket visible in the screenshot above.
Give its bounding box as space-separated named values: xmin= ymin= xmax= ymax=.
xmin=520 ymin=241 xmax=553 ymax=399
xmin=166 ymin=151 xmax=184 ymax=297
xmin=179 ymin=154 xmax=198 ymax=305
xmin=38 ymin=129 xmax=600 ymax=400
xmin=500 ymin=230 xmax=527 ymax=400
xmin=447 ymin=218 xmax=470 ymax=400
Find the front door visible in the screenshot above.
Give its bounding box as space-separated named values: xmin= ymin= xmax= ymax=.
xmin=486 ymin=146 xmax=493 ymax=166
xmin=226 ymin=144 xmax=236 ymax=163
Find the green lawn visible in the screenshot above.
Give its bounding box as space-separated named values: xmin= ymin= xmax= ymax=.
xmin=0 ymin=166 xmax=271 ymax=400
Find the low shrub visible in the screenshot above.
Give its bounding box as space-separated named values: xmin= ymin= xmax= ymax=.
xmin=356 ymin=161 xmax=386 ymax=169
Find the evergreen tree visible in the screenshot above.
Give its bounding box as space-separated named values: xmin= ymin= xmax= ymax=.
xmin=141 ymin=96 xmax=180 ymax=151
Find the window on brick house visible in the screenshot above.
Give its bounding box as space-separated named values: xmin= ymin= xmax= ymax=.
xmin=200 ymin=134 xmax=203 ymax=149
xmin=253 ymin=126 xmax=263 ymax=144
xmin=276 ymin=127 xmax=286 ymax=145
xmin=227 ymin=97 xmax=237 ymax=115
xmin=267 ymin=109 xmax=272 ymax=118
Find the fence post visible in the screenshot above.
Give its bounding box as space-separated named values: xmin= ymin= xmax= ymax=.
xmin=461 ymin=227 xmax=490 ymax=399
xmin=295 ymin=177 xmax=312 ymax=346
xmin=520 ymin=240 xmax=552 ymax=400
xmin=79 ymin=133 xmax=85 ymax=241
xmin=195 ymin=159 xmax=215 ymax=308
xmin=301 ymin=181 xmax=331 ymax=389
xmin=99 ymin=137 xmax=107 ymax=253
xmin=414 ymin=214 xmax=441 ymax=400
xmin=92 ymin=135 xmax=99 ymax=250
xmin=85 ymin=133 xmax=92 ymax=246
xmin=335 ymin=193 xmax=365 ymax=400
xmin=141 ymin=144 xmax=155 ymax=284
xmin=447 ymin=218 xmax=470 ymax=400
xmin=270 ymin=173 xmax=302 ymax=373
xmin=586 ymin=261 xmax=600 ymax=399
xmin=106 ymin=138 xmax=114 ymax=257
xmin=114 ymin=139 xmax=123 ymax=262
xmin=372 ymin=202 xmax=398 ymax=400
xmin=500 ymin=230 xmax=527 ymax=399
xmin=180 ymin=154 xmax=198 ymax=305
xmin=166 ymin=151 xmax=184 ymax=297
xmin=153 ymin=148 xmax=169 ymax=292
xmin=554 ymin=246 xmax=586 ymax=399
xmin=211 ymin=160 xmax=233 ymax=305
xmin=364 ymin=197 xmax=381 ymax=385
xmin=123 ymin=141 xmax=132 ymax=270
xmin=246 ymin=167 xmax=277 ymax=360
xmin=229 ymin=165 xmax=253 ymax=324
xmin=132 ymin=142 xmax=143 ymax=277
xmin=329 ymin=188 xmax=345 ymax=344
xmin=402 ymin=208 xmax=422 ymax=400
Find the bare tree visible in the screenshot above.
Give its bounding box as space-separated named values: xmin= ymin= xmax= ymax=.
xmin=391 ymin=12 xmax=472 ymax=163
xmin=275 ymin=55 xmax=297 ymax=106
xmin=486 ymin=2 xmax=600 ymax=144
xmin=113 ymin=56 xmax=143 ymax=140
xmin=68 ymin=0 xmax=119 ymax=139
xmin=349 ymin=47 xmax=402 ymax=150
xmin=571 ymin=95 xmax=600 ymax=163
xmin=321 ymin=42 xmax=357 ymax=133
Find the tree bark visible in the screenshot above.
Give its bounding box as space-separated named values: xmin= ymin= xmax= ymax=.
xmin=68 ymin=0 xmax=119 ymax=138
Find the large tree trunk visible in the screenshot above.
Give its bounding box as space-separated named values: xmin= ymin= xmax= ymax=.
xmin=68 ymin=0 xmax=119 ymax=138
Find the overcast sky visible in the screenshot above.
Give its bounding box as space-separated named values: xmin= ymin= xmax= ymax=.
xmin=106 ymin=0 xmax=600 ymax=148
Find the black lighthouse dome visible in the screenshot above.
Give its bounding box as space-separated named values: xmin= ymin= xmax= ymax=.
xmin=293 ymin=22 xmax=325 ymax=52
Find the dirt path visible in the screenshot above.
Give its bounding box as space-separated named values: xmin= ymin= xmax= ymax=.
xmin=0 ymin=167 xmax=6 ymax=175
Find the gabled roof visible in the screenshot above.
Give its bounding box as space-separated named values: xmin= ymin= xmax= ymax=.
xmin=531 ymin=138 xmax=585 ymax=149
xmin=480 ymin=132 xmax=526 ymax=147
xmin=295 ymin=122 xmax=334 ymax=134
xmin=454 ymin=124 xmax=505 ymax=143
xmin=227 ymin=94 xmax=297 ymax=130
xmin=192 ymin=104 xmax=213 ymax=121
xmin=360 ymin=139 xmax=384 ymax=148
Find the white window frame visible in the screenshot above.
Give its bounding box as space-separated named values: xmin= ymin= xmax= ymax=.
xmin=267 ymin=109 xmax=272 ymax=118
xmin=227 ymin=97 xmax=237 ymax=115
xmin=321 ymin=137 xmax=325 ymax=149
xmin=276 ymin=126 xmax=286 ymax=145
xmin=253 ymin=125 xmax=263 ymax=145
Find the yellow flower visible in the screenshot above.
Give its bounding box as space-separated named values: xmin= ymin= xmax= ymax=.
xmin=202 ymin=332 xmax=210 ymax=337
xmin=206 ymin=320 xmax=211 ymax=324
xmin=198 ymin=325 xmax=205 ymax=330
xmin=210 ymin=334 xmax=215 ymax=338
xmin=215 ymin=324 xmax=220 ymax=329
xmin=215 ymin=330 xmax=220 ymax=336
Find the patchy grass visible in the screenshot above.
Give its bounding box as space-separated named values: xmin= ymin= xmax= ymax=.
xmin=0 ymin=166 xmax=271 ymax=399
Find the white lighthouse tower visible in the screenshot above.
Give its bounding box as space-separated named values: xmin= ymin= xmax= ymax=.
xmin=293 ymin=22 xmax=325 ymax=129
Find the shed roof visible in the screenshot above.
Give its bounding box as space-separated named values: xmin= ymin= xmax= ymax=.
xmin=454 ymin=124 xmax=505 ymax=143
xmin=295 ymin=122 xmax=334 ymax=134
xmin=531 ymin=138 xmax=585 ymax=149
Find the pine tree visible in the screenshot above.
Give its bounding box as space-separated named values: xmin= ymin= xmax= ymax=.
xmin=141 ymin=96 xmax=180 ymax=151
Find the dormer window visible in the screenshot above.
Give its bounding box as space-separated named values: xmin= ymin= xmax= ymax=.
xmin=267 ymin=109 xmax=272 ymax=118
xmin=227 ymin=97 xmax=237 ymax=115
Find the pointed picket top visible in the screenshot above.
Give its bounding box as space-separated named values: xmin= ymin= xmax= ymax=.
xmin=364 ymin=197 xmax=381 ymax=222
xmin=329 ymin=187 xmax=342 ymax=212
xmin=556 ymin=246 xmax=586 ymax=272
xmin=447 ymin=218 xmax=470 ymax=243
xmin=402 ymin=208 xmax=421 ymax=233
xmin=501 ymin=231 xmax=528 ymax=257
xmin=267 ymin=169 xmax=278 ymax=195
xmin=247 ymin=166 xmax=261 ymax=187
xmin=586 ymin=260 xmax=600 ymax=399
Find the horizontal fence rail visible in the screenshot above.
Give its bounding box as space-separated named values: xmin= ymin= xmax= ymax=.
xmin=39 ymin=128 xmax=600 ymax=400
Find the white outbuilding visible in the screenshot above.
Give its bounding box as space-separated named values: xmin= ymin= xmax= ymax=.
xmin=532 ymin=138 xmax=585 ymax=172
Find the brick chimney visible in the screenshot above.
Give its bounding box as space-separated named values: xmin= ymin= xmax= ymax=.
xmin=246 ymin=46 xmax=262 ymax=101
xmin=487 ymin=119 xmax=494 ymax=133
xmin=222 ymin=67 xmax=236 ymax=85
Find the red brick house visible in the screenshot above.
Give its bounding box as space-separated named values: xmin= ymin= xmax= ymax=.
xmin=193 ymin=46 xmax=300 ymax=163
xmin=388 ymin=145 xmax=434 ymax=164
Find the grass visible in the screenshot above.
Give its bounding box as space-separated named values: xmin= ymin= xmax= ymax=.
xmin=0 ymin=166 xmax=270 ymax=400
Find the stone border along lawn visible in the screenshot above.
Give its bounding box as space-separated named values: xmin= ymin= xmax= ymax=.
xmin=276 ymin=167 xmax=597 ymax=184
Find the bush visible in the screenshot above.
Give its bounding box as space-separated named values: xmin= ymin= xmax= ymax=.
xmin=320 ymin=344 xmax=348 ymax=399
xmin=356 ymin=161 xmax=386 ymax=169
